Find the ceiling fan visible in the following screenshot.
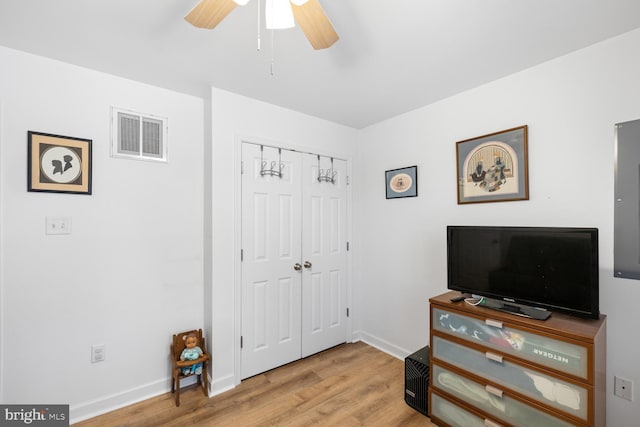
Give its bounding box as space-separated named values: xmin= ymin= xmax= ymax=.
xmin=185 ymin=0 xmax=339 ymax=50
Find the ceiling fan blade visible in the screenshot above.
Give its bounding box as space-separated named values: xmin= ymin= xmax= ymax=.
xmin=185 ymin=0 xmax=237 ymax=29
xmin=291 ymin=0 xmax=339 ymax=50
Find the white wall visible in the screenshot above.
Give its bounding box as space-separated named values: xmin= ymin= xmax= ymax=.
xmin=208 ymin=88 xmax=358 ymax=392
xmin=355 ymin=28 xmax=640 ymax=426
xmin=0 ymin=47 xmax=205 ymax=422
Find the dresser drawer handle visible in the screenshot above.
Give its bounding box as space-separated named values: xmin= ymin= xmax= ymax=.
xmin=484 ymin=419 xmax=504 ymax=427
xmin=485 ymin=352 xmax=503 ymax=363
xmin=485 ymin=318 xmax=503 ymax=328
xmin=485 ymin=384 xmax=504 ymax=398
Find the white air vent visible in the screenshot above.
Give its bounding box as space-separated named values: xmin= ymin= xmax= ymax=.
xmin=111 ymin=107 xmax=168 ymax=162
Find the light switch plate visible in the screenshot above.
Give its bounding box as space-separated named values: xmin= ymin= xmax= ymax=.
xmin=46 ymin=217 xmax=71 ymax=235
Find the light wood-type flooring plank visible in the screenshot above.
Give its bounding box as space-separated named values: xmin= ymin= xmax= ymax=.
xmin=75 ymin=341 xmax=435 ymax=426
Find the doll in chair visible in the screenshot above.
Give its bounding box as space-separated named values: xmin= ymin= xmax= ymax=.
xmin=180 ymin=333 xmax=204 ymax=375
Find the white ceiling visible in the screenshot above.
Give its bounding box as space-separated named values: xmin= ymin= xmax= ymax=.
xmin=1 ymin=0 xmax=640 ymax=129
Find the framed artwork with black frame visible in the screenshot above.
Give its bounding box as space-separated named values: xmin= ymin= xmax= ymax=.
xmin=386 ymin=165 xmax=418 ymax=199
xmin=456 ymin=125 xmax=528 ymax=204
xmin=28 ymin=131 xmax=92 ymax=195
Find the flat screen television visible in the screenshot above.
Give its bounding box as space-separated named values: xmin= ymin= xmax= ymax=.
xmin=447 ymin=226 xmax=599 ymax=320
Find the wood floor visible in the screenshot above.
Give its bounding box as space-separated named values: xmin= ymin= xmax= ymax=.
xmin=75 ymin=341 xmax=436 ymax=426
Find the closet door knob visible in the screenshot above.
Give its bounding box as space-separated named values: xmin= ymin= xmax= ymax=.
xmin=304 ymin=261 xmax=312 ymax=269
xmin=293 ymin=263 xmax=302 ymax=271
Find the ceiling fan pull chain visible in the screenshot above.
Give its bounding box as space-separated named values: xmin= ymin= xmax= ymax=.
xmin=270 ymin=29 xmax=275 ymax=76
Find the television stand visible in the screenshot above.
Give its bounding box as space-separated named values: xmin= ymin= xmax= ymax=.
xmin=480 ymin=297 xmax=551 ymax=321
xmin=429 ymin=291 xmax=606 ymax=427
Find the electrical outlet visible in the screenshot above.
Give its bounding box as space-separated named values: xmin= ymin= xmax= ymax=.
xmin=91 ymin=344 xmax=106 ymax=363
xmin=614 ymin=376 xmax=633 ymax=401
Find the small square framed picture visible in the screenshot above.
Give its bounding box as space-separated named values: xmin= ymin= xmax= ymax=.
xmin=385 ymin=166 xmax=418 ymax=199
xmin=28 ymin=131 xmax=92 ymax=195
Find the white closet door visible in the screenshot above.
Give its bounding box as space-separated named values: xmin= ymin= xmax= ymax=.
xmin=241 ymin=144 xmax=348 ymax=378
xmin=301 ymin=154 xmax=348 ymax=357
xmin=241 ymin=143 xmax=302 ymax=379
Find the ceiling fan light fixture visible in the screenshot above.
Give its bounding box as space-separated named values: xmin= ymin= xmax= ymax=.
xmin=266 ymin=0 xmax=295 ymax=29
xmin=233 ymin=0 xmax=251 ymax=5
xmin=290 ymin=0 xmax=310 ymax=5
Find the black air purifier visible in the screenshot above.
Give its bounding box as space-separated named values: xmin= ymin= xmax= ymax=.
xmin=404 ymin=345 xmax=429 ymax=416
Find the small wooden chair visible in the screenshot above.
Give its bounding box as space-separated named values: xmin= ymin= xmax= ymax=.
xmin=170 ymin=329 xmax=210 ymax=406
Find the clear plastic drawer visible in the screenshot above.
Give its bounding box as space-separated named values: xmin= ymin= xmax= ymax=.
xmin=432 ymin=307 xmax=589 ymax=379
xmin=432 ymin=363 xmax=576 ymax=427
xmin=431 ymin=391 xmax=499 ymax=427
xmin=432 ymin=335 xmax=589 ymax=421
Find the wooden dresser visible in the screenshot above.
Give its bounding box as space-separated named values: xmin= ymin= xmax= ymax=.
xmin=428 ymin=291 xmax=606 ymax=427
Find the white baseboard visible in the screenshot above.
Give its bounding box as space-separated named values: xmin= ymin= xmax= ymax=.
xmin=351 ymin=330 xmax=413 ymax=360
xmin=70 ymin=370 xmax=248 ymax=424
xmin=70 ymin=376 xmax=198 ymax=424
xmin=210 ymin=373 xmax=236 ymax=397
xmin=70 ymin=378 xmax=168 ymax=424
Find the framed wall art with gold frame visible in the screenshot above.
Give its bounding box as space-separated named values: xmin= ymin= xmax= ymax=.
xmin=28 ymin=131 xmax=92 ymax=195
xmin=456 ymin=125 xmax=528 ymax=204
xmin=385 ymin=165 xmax=417 ymax=199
